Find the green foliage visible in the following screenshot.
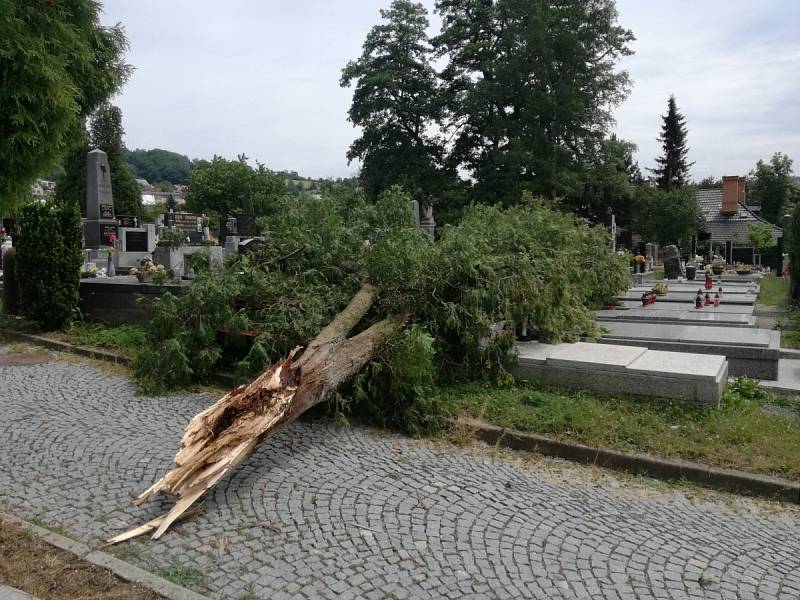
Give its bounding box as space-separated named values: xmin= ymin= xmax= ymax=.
xmin=185 ymin=155 xmax=286 ymax=222
xmin=748 ymin=152 xmax=796 ymax=225
xmin=134 ymin=187 xmax=629 ymax=405
xmin=14 ymin=198 xmax=83 ymax=329
xmin=433 ymin=0 xmax=634 ymax=204
xmin=758 ymin=274 xmax=788 ymax=308
xmin=157 ymin=227 xmax=186 ymax=249
xmin=433 ymin=379 xmax=800 ymax=478
xmin=124 ymin=148 xmax=193 ymax=185
xmin=350 ymin=325 xmax=439 ymax=436
xmin=340 ymin=0 xmax=454 ymax=201
xmin=62 ymin=322 xmax=145 ymax=355
xmin=0 ymin=0 xmax=131 ymax=211
xmin=650 ymin=95 xmax=694 ymax=190
xmin=748 ymin=222 xmax=776 ymax=250
xmin=634 ymin=187 xmax=702 ymax=246
xmin=564 ymin=135 xmax=641 ymax=229
xmin=790 ymin=202 xmax=800 ymax=302
xmin=343 ymin=0 xmax=633 ymax=207
xmin=55 ymin=104 xmax=142 ymax=215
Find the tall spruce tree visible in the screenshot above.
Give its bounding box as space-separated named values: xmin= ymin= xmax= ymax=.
xmin=651 ymin=95 xmax=694 ymax=190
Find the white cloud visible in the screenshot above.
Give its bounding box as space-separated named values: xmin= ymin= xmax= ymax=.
xmin=101 ymin=0 xmax=800 ymax=180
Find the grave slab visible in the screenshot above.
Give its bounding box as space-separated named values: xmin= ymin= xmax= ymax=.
xmin=630 ymin=284 xmax=757 ymax=295
xmin=597 ymin=308 xmax=755 ymax=327
xmin=511 ymin=342 xmax=726 ymax=406
xmin=546 ymin=342 xmax=647 ymax=371
xmin=599 ymin=323 xmax=780 ymax=379
xmin=618 ymin=301 xmax=754 ymax=315
xmin=627 ymin=350 xmax=727 ymax=382
xmin=618 ymin=291 xmax=754 ymax=305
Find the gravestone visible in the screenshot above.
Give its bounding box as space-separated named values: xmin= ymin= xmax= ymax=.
xmin=83 ymin=149 xmax=118 ymax=249
xmin=419 ymin=201 xmax=435 ymax=241
xmin=164 ymin=212 xmax=203 ymax=244
xmin=662 ymin=245 xmax=684 ymax=279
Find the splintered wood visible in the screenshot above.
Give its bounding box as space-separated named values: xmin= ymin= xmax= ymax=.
xmin=104 ymin=283 xmax=404 ymax=546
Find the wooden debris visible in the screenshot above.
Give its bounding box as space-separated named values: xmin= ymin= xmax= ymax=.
xmin=105 ymin=283 xmax=404 ymax=545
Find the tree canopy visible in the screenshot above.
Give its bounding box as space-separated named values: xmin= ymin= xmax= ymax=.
xmin=650 ymin=95 xmax=694 ymax=190
xmin=341 ymin=0 xmax=452 ymax=201
xmin=55 ymin=103 xmax=143 ymax=215
xmin=184 ymin=155 xmax=286 ymax=220
xmin=633 ymin=187 xmax=701 ymax=246
xmin=748 ymin=152 xmax=796 ymax=225
xmin=124 ymin=148 xmax=194 ymax=185
xmin=342 ymin=0 xmax=634 ymax=207
xmin=0 ymin=0 xmax=131 ymax=212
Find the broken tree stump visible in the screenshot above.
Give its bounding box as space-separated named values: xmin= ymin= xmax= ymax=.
xmin=105 ymin=283 xmax=404 ymax=545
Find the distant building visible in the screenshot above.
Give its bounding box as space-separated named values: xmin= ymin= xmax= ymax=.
xmin=30 ymin=179 xmax=56 ymax=199
xmin=695 ymin=176 xmax=782 ymax=265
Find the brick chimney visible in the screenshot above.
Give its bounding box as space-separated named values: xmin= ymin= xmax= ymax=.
xmin=721 ymin=176 xmax=740 ymax=215
xmin=738 ymin=176 xmax=746 ymax=205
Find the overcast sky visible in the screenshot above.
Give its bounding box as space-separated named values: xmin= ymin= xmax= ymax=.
xmin=101 ymin=0 xmax=800 ymax=181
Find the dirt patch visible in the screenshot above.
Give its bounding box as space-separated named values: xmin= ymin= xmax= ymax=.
xmin=0 ymin=519 xmax=163 ymax=600
xmin=0 ymin=352 xmax=50 ymax=366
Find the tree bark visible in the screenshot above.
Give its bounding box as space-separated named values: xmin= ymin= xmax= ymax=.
xmin=104 ymin=282 xmax=405 ymax=545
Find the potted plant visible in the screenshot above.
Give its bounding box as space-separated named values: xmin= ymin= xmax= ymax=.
xmin=735 ymin=262 xmax=752 ymax=275
xmin=711 ymin=259 xmax=725 ymax=275
xmin=634 ymin=254 xmax=646 ymax=273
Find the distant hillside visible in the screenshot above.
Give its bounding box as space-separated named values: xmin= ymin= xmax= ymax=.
xmin=124 ymin=148 xmax=194 ymax=186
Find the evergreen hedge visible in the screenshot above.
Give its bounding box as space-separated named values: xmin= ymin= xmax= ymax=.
xmin=15 ymin=199 xmax=83 ymax=329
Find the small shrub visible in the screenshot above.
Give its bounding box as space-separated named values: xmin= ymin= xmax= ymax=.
xmin=15 ymin=199 xmax=83 ymax=329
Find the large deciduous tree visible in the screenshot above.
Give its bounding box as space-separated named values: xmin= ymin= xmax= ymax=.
xmin=434 ymin=0 xmax=634 ymax=205
xmin=748 ymin=152 xmax=796 ymax=225
xmin=341 ymin=0 xmax=451 ymax=201
xmin=634 ymin=187 xmax=701 ymax=246
xmin=184 ymin=155 xmax=286 ymax=222
xmin=564 ymin=135 xmax=641 ymax=231
xmin=0 ymin=0 xmax=131 ymax=212
xmin=651 ymin=95 xmax=694 ymax=191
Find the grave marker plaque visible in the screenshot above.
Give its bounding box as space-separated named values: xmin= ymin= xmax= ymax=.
xmin=118 ymin=215 xmax=138 ymax=228
xmin=124 ymin=230 xmax=149 ymax=252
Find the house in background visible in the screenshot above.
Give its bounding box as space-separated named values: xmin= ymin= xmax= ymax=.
xmin=695 ymin=176 xmax=782 ymax=266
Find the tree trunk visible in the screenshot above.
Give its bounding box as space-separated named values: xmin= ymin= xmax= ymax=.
xmin=104 ymin=283 xmax=405 ymax=545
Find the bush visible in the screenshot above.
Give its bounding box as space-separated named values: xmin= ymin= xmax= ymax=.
xmin=15 ymin=199 xmax=83 ymax=329
xmin=133 ymin=188 xmax=631 ymax=425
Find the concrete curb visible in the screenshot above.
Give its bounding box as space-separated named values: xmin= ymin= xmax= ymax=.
xmin=0 ymin=329 xmax=130 ymax=364
xmin=460 ymin=418 xmax=800 ymax=504
xmin=0 ymin=329 xmax=236 ymax=387
xmin=0 ymin=512 xmax=209 ymax=600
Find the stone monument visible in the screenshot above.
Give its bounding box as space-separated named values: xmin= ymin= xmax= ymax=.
xmin=83 ymin=149 xmax=118 ymax=249
xmin=662 ymin=244 xmax=684 ymax=279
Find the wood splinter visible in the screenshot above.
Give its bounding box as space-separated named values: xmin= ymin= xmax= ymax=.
xmin=103 ymin=283 xmax=404 ymax=546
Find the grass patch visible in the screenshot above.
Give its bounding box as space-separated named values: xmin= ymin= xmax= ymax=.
xmin=758 ymin=274 xmax=789 ymax=307
xmin=432 ymin=378 xmax=800 ymax=479
xmin=781 ymin=330 xmax=800 ymax=349
xmin=652 ymin=267 xmax=664 ymax=280
xmin=158 ymin=565 xmax=206 ymax=592
xmin=50 ymin=323 xmax=146 ymax=356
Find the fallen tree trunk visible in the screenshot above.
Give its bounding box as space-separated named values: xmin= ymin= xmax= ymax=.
xmin=105 ymin=282 xmax=405 ymax=545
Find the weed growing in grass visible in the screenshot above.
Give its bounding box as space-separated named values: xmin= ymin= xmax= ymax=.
xmin=158 ymin=565 xmax=206 ymax=591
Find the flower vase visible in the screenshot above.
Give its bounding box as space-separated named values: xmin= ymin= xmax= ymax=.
xmin=106 ymin=252 xmax=115 ymax=277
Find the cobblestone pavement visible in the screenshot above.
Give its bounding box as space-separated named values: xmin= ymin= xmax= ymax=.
xmin=1 ymin=348 xmax=800 ymax=599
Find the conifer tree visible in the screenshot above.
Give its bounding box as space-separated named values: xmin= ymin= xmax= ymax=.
xmin=651 ymin=95 xmax=694 ymax=190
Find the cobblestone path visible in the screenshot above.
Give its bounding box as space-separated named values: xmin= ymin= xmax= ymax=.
xmin=1 ymin=348 xmax=799 ymax=599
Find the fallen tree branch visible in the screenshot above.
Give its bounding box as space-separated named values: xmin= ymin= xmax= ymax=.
xmin=105 ymin=282 xmax=405 ymax=545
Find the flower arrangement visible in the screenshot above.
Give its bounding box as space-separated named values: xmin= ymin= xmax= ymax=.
xmin=652 ymin=282 xmax=668 ymax=296
xmin=0 ymin=227 xmax=6 ymax=242
xmin=634 ymin=255 xmax=646 ymax=264
xmin=80 ymin=263 xmax=98 ymax=278
xmin=734 ymin=262 xmax=752 ymax=274
xmin=131 ymin=259 xmax=166 ymax=283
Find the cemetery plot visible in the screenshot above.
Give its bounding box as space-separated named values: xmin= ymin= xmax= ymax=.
xmin=597 ymin=307 xmax=756 ymax=327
